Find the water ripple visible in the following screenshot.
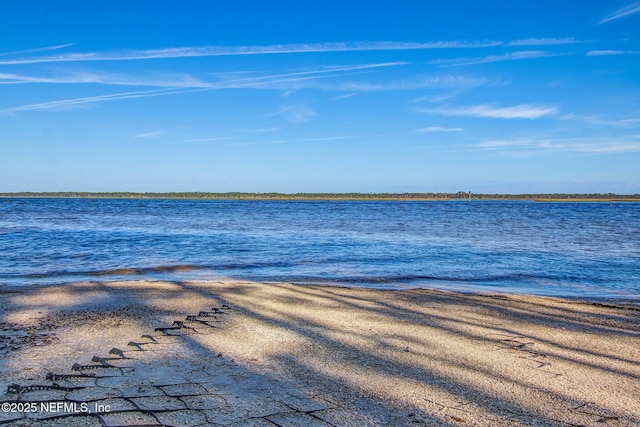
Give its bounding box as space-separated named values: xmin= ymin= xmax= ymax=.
xmin=0 ymin=198 xmax=638 ymax=299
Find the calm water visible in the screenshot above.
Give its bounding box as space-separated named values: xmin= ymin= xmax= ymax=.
xmin=0 ymin=198 xmax=639 ymax=300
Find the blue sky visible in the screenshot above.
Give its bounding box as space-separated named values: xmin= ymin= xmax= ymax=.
xmin=1 ymin=1 xmax=639 ymax=193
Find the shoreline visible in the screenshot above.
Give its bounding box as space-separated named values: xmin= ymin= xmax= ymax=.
xmin=2 ymin=280 xmax=640 ymax=425
xmin=4 ymin=278 xmax=640 ymax=307
xmin=2 ymin=193 xmax=639 ymax=202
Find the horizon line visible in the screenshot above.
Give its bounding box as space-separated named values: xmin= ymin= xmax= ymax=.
xmin=1 ymin=191 xmax=638 ymax=199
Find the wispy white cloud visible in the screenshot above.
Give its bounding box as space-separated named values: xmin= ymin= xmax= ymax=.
xmin=0 ymin=43 xmax=76 ymax=57
xmin=598 ymin=2 xmax=640 ymax=24
xmin=3 ymin=62 xmax=486 ymax=113
xmin=410 ymin=88 xmax=472 ymax=104
xmin=317 ymin=75 xmax=488 ymax=92
xmin=430 ymin=50 xmax=556 ymax=67
xmin=134 ymin=130 xmax=165 ymax=138
xmin=331 ymin=93 xmax=356 ymax=101
xmin=183 ymin=137 xmax=235 ymax=142
xmin=261 ymin=106 xmax=295 ymax=118
xmin=563 ymin=113 xmax=640 ymax=128
xmin=3 ymin=59 xmax=485 ymax=115
xmin=295 ymin=135 xmax=370 ymax=143
xmin=0 ymin=71 xmax=209 ymax=87
xmin=422 ymin=104 xmax=558 ymax=119
xmin=413 ymin=126 xmax=464 ymax=133
xmin=508 ymin=38 xmax=583 ymax=46
xmin=220 ymin=134 xmax=371 ymax=147
xmin=477 ymin=139 xmax=551 ymax=149
xmin=0 ymin=72 xmax=54 ymax=84
xmin=4 ymin=87 xmax=205 ymax=112
xmin=263 ymin=105 xmax=317 ymax=123
xmin=476 ymin=136 xmax=640 ymax=154
xmin=586 ymin=50 xmax=640 ymax=56
xmin=610 ymin=118 xmax=640 ymax=127
xmin=232 ymin=127 xmax=282 ymax=133
xmin=215 ymin=62 xmax=407 ymax=91
xmin=0 ymin=41 xmax=502 ymax=65
xmin=3 ymin=62 xmax=405 ymax=112
xmin=0 ymin=62 xmax=398 ymax=88
xmin=573 ymin=140 xmax=640 ymax=153
xmin=209 ymin=68 xmax=480 ymax=94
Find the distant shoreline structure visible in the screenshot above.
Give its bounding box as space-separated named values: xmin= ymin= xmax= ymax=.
xmin=0 ymin=191 xmax=639 ymax=201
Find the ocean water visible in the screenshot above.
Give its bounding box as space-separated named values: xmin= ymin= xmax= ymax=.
xmin=0 ymin=198 xmax=639 ymax=300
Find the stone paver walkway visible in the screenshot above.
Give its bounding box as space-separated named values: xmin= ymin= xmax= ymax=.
xmin=1 ymin=304 xmax=369 ymax=426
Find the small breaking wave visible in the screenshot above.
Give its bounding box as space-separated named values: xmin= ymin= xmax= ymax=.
xmin=3 ymin=264 xmax=208 ymax=280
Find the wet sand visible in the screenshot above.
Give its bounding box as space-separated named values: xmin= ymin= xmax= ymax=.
xmin=1 ymin=280 xmax=639 ymax=426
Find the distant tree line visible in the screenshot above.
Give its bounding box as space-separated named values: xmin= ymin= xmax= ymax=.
xmin=0 ymin=191 xmax=638 ymax=200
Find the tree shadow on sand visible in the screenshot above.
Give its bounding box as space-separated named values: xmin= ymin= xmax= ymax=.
xmin=1 ymin=279 xmax=639 ymax=426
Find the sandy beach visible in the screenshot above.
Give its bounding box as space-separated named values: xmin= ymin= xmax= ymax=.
xmin=1 ymin=280 xmax=639 ymax=426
